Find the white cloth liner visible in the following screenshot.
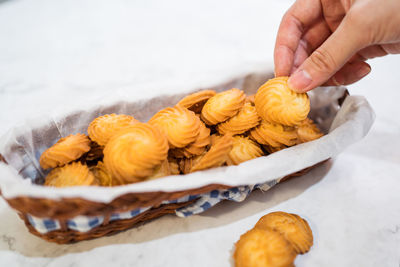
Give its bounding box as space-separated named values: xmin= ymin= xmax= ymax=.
xmin=0 ymin=71 xmax=375 ymax=203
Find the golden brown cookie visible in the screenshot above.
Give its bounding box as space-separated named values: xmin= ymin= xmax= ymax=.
xmin=103 ymin=123 xmax=169 ymax=184
xmin=296 ymin=118 xmax=323 ymax=144
xmin=255 ymin=211 xmax=313 ymax=254
xmin=179 ymin=154 xmax=204 ymax=174
xmin=190 ymin=134 xmax=233 ymax=172
xmin=182 ymin=121 xmax=211 ymax=157
xmin=39 ymin=133 xmax=91 ymax=169
xmin=217 ymin=102 xmax=261 ymax=135
xmin=148 ymin=159 xmax=171 ymax=180
xmin=149 ymin=106 xmax=201 ymax=148
xmin=88 ymin=114 xmax=139 ymax=146
xmin=263 ymin=145 xmax=287 ymax=154
xmin=201 ymin=88 xmax=246 ymax=125
xmin=255 ymin=77 xmax=310 ymax=126
xmin=246 ymin=94 xmax=255 ymax=105
xmin=91 ymin=161 xmax=113 ymax=186
xmin=168 ymin=158 xmax=181 ymax=175
xmin=177 ymin=90 xmax=217 ymax=113
xmin=44 ymin=162 xmax=96 ymax=187
xmin=234 ymin=228 xmax=297 ymax=267
xmin=250 ymin=120 xmax=297 ymax=147
xmin=227 ymin=136 xmax=264 ymax=165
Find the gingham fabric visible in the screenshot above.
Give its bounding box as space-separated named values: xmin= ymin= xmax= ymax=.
xmin=26 ymin=179 xmax=279 ymax=234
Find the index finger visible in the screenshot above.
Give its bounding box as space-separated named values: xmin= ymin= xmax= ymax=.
xmin=274 ymin=0 xmax=323 ymax=77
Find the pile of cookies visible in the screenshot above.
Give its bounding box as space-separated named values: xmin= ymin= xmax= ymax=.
xmin=39 ymin=76 xmax=323 ymax=187
xmin=234 ymin=211 xmax=313 ymax=267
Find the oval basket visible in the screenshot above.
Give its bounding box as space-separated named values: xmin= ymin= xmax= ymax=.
xmin=0 ymin=72 xmax=366 ymax=244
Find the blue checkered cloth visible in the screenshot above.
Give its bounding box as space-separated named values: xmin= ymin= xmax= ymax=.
xmin=26 ymin=179 xmax=278 ymax=234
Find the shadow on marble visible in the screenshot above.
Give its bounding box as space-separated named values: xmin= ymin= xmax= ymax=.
xmin=0 ymin=160 xmax=332 ymax=258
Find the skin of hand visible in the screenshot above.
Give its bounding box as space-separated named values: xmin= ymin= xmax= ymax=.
xmin=274 ymin=0 xmax=400 ymax=92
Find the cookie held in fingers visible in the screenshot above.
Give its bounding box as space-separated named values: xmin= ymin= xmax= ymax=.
xmin=255 ymin=77 xmax=310 ymax=126
xmin=40 ymin=133 xmax=91 ymax=169
xmin=177 ymin=90 xmax=216 ymax=113
xmin=296 ymin=118 xmax=323 ymax=144
xmin=88 ymin=114 xmax=139 ymax=146
xmin=149 ymin=106 xmax=201 ymax=148
xmin=234 ymin=228 xmax=297 ymax=267
xmin=227 ymin=136 xmax=263 ymax=165
xmin=255 ymin=211 xmax=313 ymax=254
xmin=44 ymin=162 xmax=96 ymax=187
xmin=217 ymin=102 xmax=261 ymax=135
xmin=103 ymin=123 xmax=169 ymax=184
xmin=201 ymin=88 xmax=246 ymax=125
xmin=250 ymin=120 xmax=297 ymax=147
xmin=190 ymin=134 xmax=233 ymax=172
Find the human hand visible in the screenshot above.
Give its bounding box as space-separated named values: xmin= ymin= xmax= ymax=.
xmin=274 ymin=0 xmax=400 ymax=92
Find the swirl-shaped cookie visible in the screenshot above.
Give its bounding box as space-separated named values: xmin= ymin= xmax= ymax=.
xmin=250 ymin=120 xmax=297 ymax=147
xmin=191 ymin=134 xmax=233 ymax=172
xmin=103 ymin=123 xmax=169 ymax=184
xmin=40 ymin=133 xmax=91 ymax=169
xmin=234 ymin=228 xmax=297 ymax=267
xmin=91 ymin=161 xmax=113 ymax=186
xmin=227 ymin=136 xmax=264 ymax=165
xmin=182 ymin=121 xmax=211 ymax=157
xmin=44 ymin=162 xmax=96 ymax=187
xmin=149 ymin=106 xmax=201 ymax=148
xmin=263 ymin=145 xmax=287 ymax=154
xmin=296 ymin=118 xmax=323 ymax=144
xmin=201 ymin=88 xmax=246 ymax=125
xmin=177 ymin=90 xmax=216 ymax=113
xmin=255 ymin=211 xmax=313 ymax=254
xmin=217 ymin=102 xmax=261 ymax=135
xmin=255 ymin=77 xmax=310 ymax=126
xmin=88 ymin=114 xmax=139 ymax=146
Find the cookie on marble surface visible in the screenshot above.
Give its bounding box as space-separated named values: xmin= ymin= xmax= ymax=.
xmin=39 ymin=133 xmax=91 ymax=169
xmin=255 ymin=77 xmax=310 ymax=126
xmin=217 ymin=102 xmax=261 ymax=135
xmin=255 ymin=211 xmax=313 ymax=254
xmin=234 ymin=228 xmax=297 ymax=267
xmin=250 ymin=120 xmax=297 ymax=147
xmin=190 ymin=134 xmax=233 ymax=172
xmin=296 ymin=118 xmax=323 ymax=144
xmin=201 ymin=88 xmax=246 ymax=125
xmin=149 ymin=106 xmax=201 ymax=148
xmin=103 ymin=123 xmax=169 ymax=184
xmin=177 ymin=89 xmax=216 ymax=113
xmin=44 ymin=162 xmax=96 ymax=187
xmin=227 ymin=136 xmax=263 ymax=165
xmin=88 ymin=114 xmax=139 ymax=146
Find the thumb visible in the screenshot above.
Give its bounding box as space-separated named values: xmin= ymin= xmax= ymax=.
xmin=288 ymin=14 xmax=366 ymax=92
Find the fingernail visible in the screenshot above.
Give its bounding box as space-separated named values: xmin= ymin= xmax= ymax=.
xmin=356 ymin=65 xmax=371 ymax=78
xmin=288 ymin=70 xmax=312 ymax=93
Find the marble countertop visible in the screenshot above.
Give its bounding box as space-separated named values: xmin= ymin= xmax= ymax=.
xmin=0 ymin=0 xmax=400 ymax=266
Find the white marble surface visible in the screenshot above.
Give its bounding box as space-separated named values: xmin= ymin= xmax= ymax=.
xmin=0 ymin=0 xmax=399 ymax=266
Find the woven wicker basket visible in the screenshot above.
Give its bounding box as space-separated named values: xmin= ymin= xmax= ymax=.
xmin=0 ymin=73 xmax=350 ymax=244
xmin=0 ymin=156 xmax=323 ymax=244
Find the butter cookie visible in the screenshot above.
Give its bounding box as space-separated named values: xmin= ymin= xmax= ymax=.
xmin=255 ymin=77 xmax=310 ymax=126
xmin=201 ymin=88 xmax=246 ymax=125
